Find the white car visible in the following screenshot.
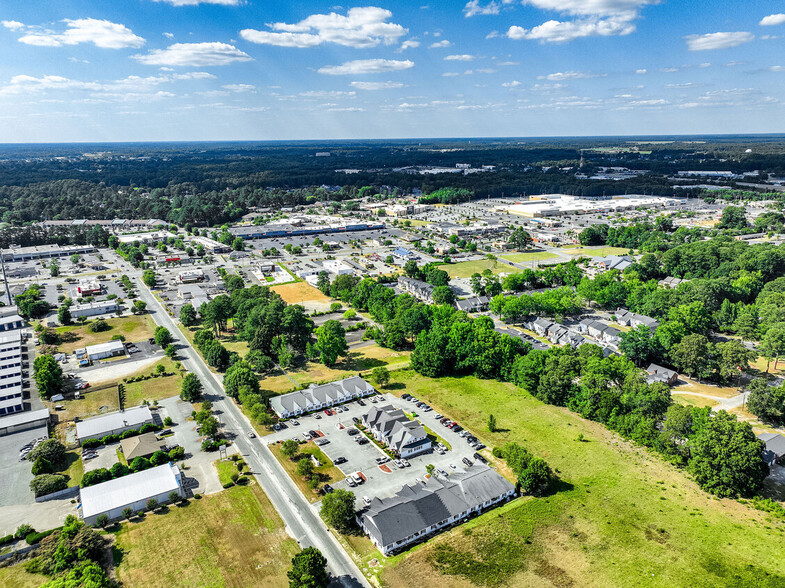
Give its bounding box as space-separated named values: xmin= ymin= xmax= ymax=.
xmin=363 ymin=496 xmax=371 ymax=505
xmin=401 ymin=459 xmax=410 ymax=467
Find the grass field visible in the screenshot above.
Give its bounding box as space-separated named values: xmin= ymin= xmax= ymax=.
xmin=0 ymin=565 xmax=47 ymax=588
xmin=437 ymin=259 xmax=517 ymax=278
xmin=54 ymin=314 xmax=158 ymax=354
xmin=272 ymin=282 xmax=331 ymax=304
xmin=378 ymin=369 xmax=785 ymax=588
xmin=673 ymin=379 xmax=740 ymax=399
xmin=269 ymin=441 xmax=343 ymax=502
xmin=260 ymin=345 xmax=411 ymax=395
xmin=671 ymin=394 xmax=720 ymax=409
xmin=500 ymin=251 xmax=559 ymax=263
xmin=114 ymin=484 xmax=299 ymax=588
xmin=46 ymin=358 xmax=181 ymax=423
xmin=562 ymin=246 xmax=631 ymax=257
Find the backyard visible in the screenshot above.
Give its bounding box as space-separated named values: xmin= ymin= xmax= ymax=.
xmin=376 ymin=369 xmax=785 ymax=588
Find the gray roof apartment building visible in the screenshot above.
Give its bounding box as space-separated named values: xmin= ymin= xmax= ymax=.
xmin=363 ymin=405 xmax=431 ymax=458
xmin=269 ymin=376 xmax=375 ymax=418
xmin=397 ymin=277 xmax=435 ymax=304
xmin=359 ymin=464 xmax=516 ymax=555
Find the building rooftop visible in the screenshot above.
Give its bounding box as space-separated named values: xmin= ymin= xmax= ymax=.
xmin=75 ymin=405 xmax=152 ymax=440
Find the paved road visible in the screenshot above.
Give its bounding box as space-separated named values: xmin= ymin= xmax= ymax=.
xmin=135 ymin=277 xmax=369 ymax=588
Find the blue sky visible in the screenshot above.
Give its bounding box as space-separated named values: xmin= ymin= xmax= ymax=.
xmin=0 ymin=1 xmax=784 ymax=141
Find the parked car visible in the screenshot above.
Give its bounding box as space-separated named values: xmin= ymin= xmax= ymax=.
xmin=291 ymin=420 xmax=300 ymax=426
xmin=334 ymin=457 xmax=347 ymax=465
xmin=314 ymin=414 xmax=321 ymax=420
xmin=363 ymin=496 xmax=371 ymax=505
xmin=401 ymin=394 xmax=411 ymax=400
xmin=394 ymin=459 xmax=404 ymax=468
xmin=434 ymin=414 xmax=443 ymax=420
xmin=247 ymin=431 xmax=256 ymax=438
xmin=357 ymin=399 xmax=366 ymax=406
xmin=302 ymin=433 xmax=311 ymax=441
xmin=346 ymin=477 xmax=357 ymax=487
xmin=473 ymin=452 xmax=487 ymax=464
xmin=401 ymin=459 xmax=410 ymax=467
xmin=449 ymin=463 xmax=457 ymax=470
xmin=315 ymin=438 xmax=329 ymax=446
xmin=437 ymin=467 xmax=448 ymax=476
xmin=462 ymin=457 xmax=473 ymax=467
xmin=347 ymin=428 xmax=359 ymax=436
xmin=323 ymin=484 xmax=334 ymax=494
xmin=351 ymin=472 xmax=364 ymax=484
xmin=308 ymin=430 xmax=318 ymax=437
xmin=352 ymin=416 xmax=361 ymax=424
xmin=435 ymin=447 xmax=445 ymax=455
xmin=357 ymin=438 xmax=369 ymax=445
xmin=324 ymin=409 xmax=333 ymax=416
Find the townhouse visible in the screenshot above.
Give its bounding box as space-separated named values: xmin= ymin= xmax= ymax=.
xmin=362 ymin=405 xmax=431 ymax=458
xmin=269 ymin=376 xmax=375 ymax=418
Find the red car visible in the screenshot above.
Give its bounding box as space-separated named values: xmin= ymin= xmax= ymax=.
xmin=324 ymin=409 xmax=333 ymax=416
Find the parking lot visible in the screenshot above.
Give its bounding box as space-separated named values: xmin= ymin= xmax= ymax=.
xmin=264 ymin=392 xmax=487 ymax=503
xmin=0 ymin=426 xmax=49 ymax=507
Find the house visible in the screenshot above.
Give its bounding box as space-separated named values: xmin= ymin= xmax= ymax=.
xmin=397 ymin=277 xmax=436 ymax=304
xmin=269 ymin=376 xmax=375 ymax=418
xmin=358 ymin=464 xmax=516 ymax=555
xmin=363 ymin=405 xmax=431 ymax=458
xmin=546 ymin=324 xmax=568 ymax=344
xmin=645 ymin=364 xmax=679 ymax=386
xmin=84 ymin=339 xmax=126 ymax=361
xmin=120 ymin=432 xmax=166 ymax=461
xmin=758 ymin=433 xmax=785 ymax=467
xmin=532 ymin=317 xmax=554 ymax=336
xmin=75 ymin=406 xmax=153 ymax=443
xmin=392 ymin=248 xmax=417 ymax=262
xmin=580 ymin=320 xmax=621 ymax=344
xmin=597 ymin=255 xmax=633 ymax=271
xmin=70 ymin=300 xmax=119 ymax=319
xmin=658 ymin=277 xmax=687 ymax=289
xmin=455 ymin=296 xmax=489 ymax=313
xmin=79 ymin=463 xmax=183 ymax=525
xmin=615 ymin=308 xmax=659 ymax=330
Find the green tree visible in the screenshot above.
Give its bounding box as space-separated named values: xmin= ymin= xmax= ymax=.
xmin=319 ymin=488 xmax=356 ymax=532
xmin=142 ymin=269 xmax=156 ymax=288
xmin=57 ymin=305 xmax=72 ymax=325
xmin=760 ymin=323 xmax=785 ymax=371
xmin=31 ymin=456 xmax=53 ymax=475
xmin=432 ymin=285 xmax=455 ymax=305
xmin=669 ymin=333 xmax=714 ymax=380
xmin=49 ymin=260 xmax=60 ymax=277
xmin=28 ymin=439 xmax=66 ymax=468
xmin=370 ymin=366 xmax=390 ymax=388
xmin=180 ymin=303 xmax=197 ymax=326
xmin=315 ymin=320 xmax=348 ymax=366
xmin=281 ymin=439 xmax=299 ymax=459
xmin=33 ymin=355 xmax=63 ymax=400
xmin=715 ymin=339 xmax=754 ymax=383
xmin=180 ymin=373 xmax=203 ymax=402
xmin=133 ymin=300 xmax=147 ymax=314
xmin=508 ymin=227 xmax=533 ymax=250
xmin=488 ymin=413 xmax=497 ymax=432
xmin=154 ymin=326 xmax=174 ymax=347
xmin=165 ymin=344 xmax=177 ymax=359
xmin=688 ymin=411 xmax=767 ymax=497
xmin=287 ymin=547 xmax=330 ymax=588
xmin=717 ymin=205 xmax=748 ymax=230
xmin=618 ymin=325 xmax=663 ymax=367
xmin=296 ymin=458 xmax=314 ymax=478
xmin=746 ymin=378 xmax=785 ymax=425
xmin=232 ymin=237 xmax=245 ymax=251
xmin=223 ymin=361 xmax=260 ymax=398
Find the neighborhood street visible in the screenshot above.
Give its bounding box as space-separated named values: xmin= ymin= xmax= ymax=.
xmin=135 ymin=276 xmax=370 ymax=588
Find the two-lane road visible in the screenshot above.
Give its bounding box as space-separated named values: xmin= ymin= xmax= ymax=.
xmin=135 ymin=278 xmax=369 ymax=587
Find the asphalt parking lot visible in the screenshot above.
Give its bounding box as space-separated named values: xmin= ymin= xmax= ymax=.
xmin=264 ymin=392 xmax=483 ymax=502
xmin=0 ymin=426 xmax=49 ymax=507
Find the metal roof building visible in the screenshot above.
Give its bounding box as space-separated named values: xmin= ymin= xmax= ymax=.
xmin=75 ymin=406 xmax=153 ymax=443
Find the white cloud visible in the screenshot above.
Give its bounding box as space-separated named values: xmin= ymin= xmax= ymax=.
xmin=222 ymin=83 xmax=256 ymax=92
xmin=12 ymin=18 xmax=145 ymax=49
xmin=153 ymin=0 xmax=241 ymax=5
xmin=508 ymin=15 xmax=636 ymax=43
xmin=349 ymin=81 xmax=404 ymax=90
xmin=327 ymin=107 xmax=365 ymax=112
xmin=685 ymin=32 xmax=754 ymax=51
xmin=1 ymin=20 xmax=25 ymax=32
xmin=240 ymin=7 xmax=407 ymax=49
xmin=0 ymin=71 xmax=213 ymax=97
xmin=502 ymin=80 xmax=521 ymax=87
xmin=133 ymin=42 xmax=252 ymax=66
xmin=486 ymin=30 xmax=499 ymax=39
xmin=537 ymin=70 xmax=605 ymax=81
xmin=636 ymin=68 xmax=647 ymax=74
xmin=444 ymin=54 xmax=474 ymax=61
xmin=318 ymin=58 xmax=414 ymax=75
xmin=520 ymin=0 xmax=658 ymax=18
xmin=429 ymin=40 xmax=452 ymax=48
xmin=770 ymin=65 xmax=785 ymax=72
xmin=760 ymin=14 xmax=785 ymax=27
xmin=163 ymin=32 xmax=175 ymax=39
xmin=299 ymin=90 xmax=356 ymax=98
xmin=399 ymin=38 xmax=420 ymax=50
xmin=0 ymin=75 xmax=101 ymax=95
xmin=464 ymin=1 xmax=501 ymax=17
xmin=442 ymin=72 xmax=461 ymax=77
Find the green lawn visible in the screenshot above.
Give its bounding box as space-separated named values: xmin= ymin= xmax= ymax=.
xmin=437 ymin=259 xmax=518 ymax=278
xmin=115 ymin=484 xmax=298 ymax=588
xmin=500 ymin=251 xmax=559 ymax=263
xmin=379 ymin=369 xmax=785 ymax=588
xmin=0 ymin=565 xmax=47 ymax=588
xmin=54 ymin=314 xmax=158 ymax=353
xmin=269 ymin=441 xmax=343 ymax=502
xmin=562 ymin=246 xmax=631 ymax=257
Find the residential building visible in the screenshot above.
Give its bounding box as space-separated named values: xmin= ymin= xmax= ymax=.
xmin=615 ymin=308 xmax=659 ymax=330
xmin=579 ymin=319 xmax=621 ymax=344
xmin=70 ymin=300 xmax=119 ymax=319
xmin=269 ymin=376 xmax=375 ymax=418
xmin=363 ymin=405 xmax=431 ymax=458
xmin=83 ymin=339 xmax=126 ymax=361
xmin=358 ymin=464 xmax=516 ymax=555
xmin=0 ymin=330 xmax=25 ymax=416
xmin=79 ymin=463 xmax=183 ymax=525
xmin=455 ymin=296 xmax=490 ymax=313
xmin=397 ymin=277 xmax=436 ymax=304
xmin=120 ymin=432 xmax=166 ymax=461
xmin=0 ymin=308 xmax=24 ymax=332
xmin=645 ymin=364 xmax=679 ymax=386
xmin=758 ymin=433 xmax=785 ymax=467
xmin=532 ymin=317 xmax=554 ymax=336
xmin=658 ymin=277 xmax=687 ymax=289
xmin=597 ymin=255 xmax=633 ymax=272
xmin=75 ymin=406 xmax=153 ymax=443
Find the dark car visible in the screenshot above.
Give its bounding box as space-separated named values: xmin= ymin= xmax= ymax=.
xmin=334 ymin=457 xmax=347 ymax=465
xmin=148 ymin=337 xmax=156 ymax=345
xmin=357 ymin=438 xmax=369 ymax=445
xmin=309 ymin=430 xmax=318 ymax=437
xmin=322 ymin=484 xmax=334 ymax=494
xmin=357 ymin=399 xmax=366 ymax=406
xmin=462 ymin=457 xmax=473 ymax=467
xmin=352 ymin=416 xmax=361 ymax=424
xmin=473 ymin=452 xmax=488 ymax=464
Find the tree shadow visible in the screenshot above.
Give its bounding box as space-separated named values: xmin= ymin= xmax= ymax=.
xmin=381 ymin=382 xmax=405 ymax=391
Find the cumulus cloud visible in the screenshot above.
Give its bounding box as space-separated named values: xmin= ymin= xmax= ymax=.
xmin=502 ymin=80 xmax=521 ymax=87
xmin=636 ymin=68 xmax=647 ymax=74
xmin=0 ymin=71 xmax=213 ymax=97
xmin=444 ymin=54 xmax=474 ymax=61
xmin=132 ymin=42 xmax=252 ymax=66
xmin=760 ymin=14 xmax=785 ymax=27
xmin=429 ymin=40 xmax=452 ymax=48
xmin=463 ymin=1 xmax=501 ymax=17
xmin=318 ymin=58 xmax=414 ymax=75
xmin=399 ymin=38 xmax=420 ymax=50
xmin=240 ymin=7 xmax=407 ymax=49
xmin=9 ymin=18 xmax=145 ymax=49
xmin=349 ymin=80 xmax=404 ymax=90
xmin=685 ymin=31 xmax=754 ymax=51
xmin=222 ymin=83 xmax=256 ymax=92
xmin=537 ymin=70 xmax=606 ymax=81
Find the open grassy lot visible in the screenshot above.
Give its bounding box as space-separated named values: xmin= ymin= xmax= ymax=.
xmin=500 ymin=251 xmax=559 ymax=263
xmin=562 ymin=246 xmax=630 ymax=257
xmin=0 ymin=565 xmax=48 ymax=588
xmin=673 ymin=378 xmax=740 ymax=399
xmin=54 ymin=314 xmax=158 ymax=354
xmin=671 ymin=394 xmax=719 ymax=409
xmin=272 ymin=281 xmax=331 ymax=304
xmin=269 ymin=441 xmax=343 ymax=502
xmin=437 ymin=259 xmax=517 ymax=278
xmin=260 ymin=345 xmax=411 ymax=395
xmin=46 ymin=358 xmax=181 ymax=423
xmin=378 ymin=369 xmax=785 ymax=588
xmin=115 ymin=483 xmax=298 ymax=588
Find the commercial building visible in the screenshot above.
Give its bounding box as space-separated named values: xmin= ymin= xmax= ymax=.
xmin=322 ymin=259 xmax=354 ymax=276
xmin=178 ymin=268 xmax=205 ymax=283
xmin=0 ymin=307 xmax=24 ymax=332
xmin=0 ymin=408 xmax=50 ymax=437
xmin=41 ymin=219 xmax=167 ymax=231
xmin=79 ymin=463 xmax=183 ymax=525
xmin=83 ymin=339 xmax=126 ymax=361
xmin=77 ymin=279 xmax=102 ymax=297
xmin=188 ymin=236 xmax=231 ymax=254
xmin=270 ymin=376 xmax=375 ymax=418
xmin=120 ymin=432 xmax=166 ymax=461
xmin=228 ymin=220 xmax=385 ymax=240
xmin=359 ymin=464 xmax=516 ymax=555
xmin=363 ymin=405 xmax=431 ymax=458
xmin=116 ymin=231 xmax=177 ymax=245
xmin=1 ymin=244 xmax=95 ymax=262
xmin=75 ymin=406 xmax=153 ymax=443
xmin=70 ymin=300 xmax=119 ymax=319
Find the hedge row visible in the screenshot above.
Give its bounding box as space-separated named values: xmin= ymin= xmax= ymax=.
xmin=81 ymin=423 xmax=162 ymax=448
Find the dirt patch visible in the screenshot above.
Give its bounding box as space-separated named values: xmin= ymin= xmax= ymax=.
xmin=534 ymin=560 xmax=575 ymax=588
xmin=272 ymin=282 xmax=331 ymax=305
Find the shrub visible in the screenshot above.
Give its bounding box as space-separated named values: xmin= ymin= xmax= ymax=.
xmin=130 ymin=457 xmax=151 ymax=472
xmin=150 ymin=450 xmax=170 ymax=466
xmin=14 ymin=524 xmax=34 ymax=540
xmin=110 ymin=462 xmax=129 ymax=478
xmin=139 ymin=423 xmax=161 ymax=434
xmin=168 ymin=446 xmax=185 ymax=461
xmin=81 ymin=468 xmax=113 ymax=488
xmin=168 ymin=491 xmax=181 ymax=504
xmin=25 ymin=530 xmax=55 ymax=545
xmin=95 ymin=514 xmax=110 ymax=528
xmin=163 ymin=416 xmax=173 ymax=427
xmin=146 ymin=498 xmax=159 ymax=511
xmin=230 ymin=472 xmax=239 ymax=483
xmin=28 ymin=439 xmax=66 ymax=468
xmin=122 ymin=507 xmax=133 ymax=519
xmin=81 ymin=439 xmax=102 ymax=449
xmin=0 ymin=534 xmax=13 ymax=546
xmin=31 ymin=456 xmax=53 ymax=476
xmin=100 ymin=434 xmax=119 ymax=445
xmin=29 ymin=474 xmax=67 ymax=498
xmin=119 ymin=429 xmax=139 ymax=440
xmin=88 ymin=319 xmax=110 ymax=333
xmin=194 ymin=493 xmax=202 ymax=500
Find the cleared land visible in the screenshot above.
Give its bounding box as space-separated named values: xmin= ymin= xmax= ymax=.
xmin=272 ymin=282 xmax=331 ymax=305
xmin=378 ymin=369 xmax=785 ymax=588
xmin=562 ymin=246 xmax=630 ymax=257
xmin=54 ymin=314 xmax=158 ymax=354
xmin=500 ymin=251 xmax=559 ymax=263
xmin=671 ymin=394 xmax=719 ymax=409
xmin=114 ymin=484 xmax=298 ymax=588
xmin=673 ymin=379 xmax=740 ymax=399
xmin=437 ymin=259 xmax=517 ymax=278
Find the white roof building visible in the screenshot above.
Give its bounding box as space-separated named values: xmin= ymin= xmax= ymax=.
xmin=84 ymin=339 xmax=126 ymax=360
xmin=75 ymin=405 xmax=153 ymax=442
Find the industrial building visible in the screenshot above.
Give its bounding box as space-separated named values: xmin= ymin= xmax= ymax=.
xmin=79 ymin=463 xmax=183 ymax=525
xmin=70 ymin=300 xmax=119 ymax=319
xmin=1 ymin=244 xmax=95 ymax=262
xmin=228 ymin=221 xmax=385 ymax=240
xmin=0 ymin=408 xmax=50 ymax=436
xmin=82 ymin=339 xmax=126 ymax=361
xmin=75 ymin=405 xmax=154 ymax=443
